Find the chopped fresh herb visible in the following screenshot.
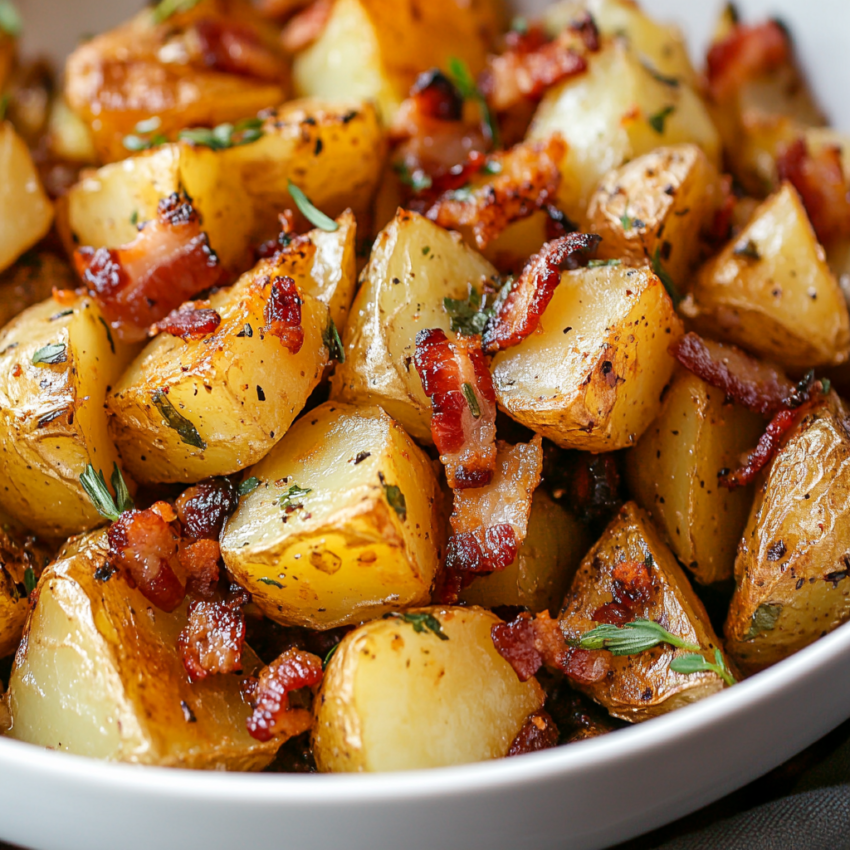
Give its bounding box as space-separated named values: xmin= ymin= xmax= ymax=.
xmin=384 ymin=611 xmax=449 ymax=641
xmin=151 ymin=389 xmax=206 ymax=449
xmin=134 ymin=116 xmax=162 ymax=135
xmin=0 ymin=0 xmax=22 ymax=37
xmin=443 ymin=285 xmax=493 ymax=336
xmin=379 ymin=472 xmax=407 ymax=521
xmin=822 ymin=378 xmax=832 ymax=395
xmin=648 ymin=105 xmax=676 ymax=134
xmin=733 ymin=239 xmax=761 ymax=260
xmin=130 ymin=209 xmax=139 ymax=226
xmin=322 ymin=315 xmax=345 ymax=363
xmin=574 ymin=619 xmax=700 ymax=656
xmin=238 ymin=476 xmax=260 ymax=497
xmin=98 ymin=316 xmax=116 ymax=354
xmin=151 ymin=0 xmax=202 ymax=25
xmin=448 ymin=56 xmax=500 ymax=148
xmin=510 ymin=15 xmax=528 ymax=34
xmin=462 ymin=382 xmax=481 ymax=418
xmin=323 ymin=642 xmax=340 ymax=669
xmin=744 ymin=602 xmax=782 ymax=641
xmin=481 ymin=159 xmax=503 ymax=176
xmin=670 ymin=649 xmax=736 ymax=686
xmin=122 ymin=132 xmax=166 ymax=153
xmin=179 ymin=117 xmax=264 ymax=151
xmin=23 ymin=567 xmax=36 ymax=595
xmin=620 ymin=208 xmax=633 ymax=231
xmin=0 ymin=94 xmax=8 ymax=122
xmin=50 ymin=309 xmax=74 ymax=320
xmin=641 ymin=59 xmax=680 ymax=87
xmin=287 ymin=180 xmax=339 ymax=232
xmin=32 ymin=342 xmax=67 ymax=366
xmin=393 ymin=161 xmax=433 ymax=193
xmin=279 ymin=484 xmax=311 ymax=510
xmin=446 ymin=185 xmax=474 ymax=203
xmin=588 ymin=259 xmax=622 ymax=268
xmin=652 ymin=246 xmax=681 ymax=305
xmin=80 ymin=462 xmax=135 ymax=522
xmin=257 ymin=577 xmax=284 ymax=588
xmin=422 ymin=246 xmax=431 ymax=256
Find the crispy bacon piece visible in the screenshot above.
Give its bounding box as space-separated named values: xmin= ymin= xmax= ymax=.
xmin=414 ymin=329 xmax=497 ymax=490
xmin=777 ymin=137 xmax=850 ymax=246
xmin=107 ymin=505 xmax=185 ymax=612
xmin=280 ymin=0 xmax=331 ymax=52
xmin=706 ymin=20 xmax=790 ymax=102
xmin=552 ymin=451 xmax=622 ymax=524
xmin=193 ymin=18 xmax=287 ymax=83
xmin=246 ymin=648 xmax=323 ymax=742
xmin=153 ymin=303 xmax=222 ymax=340
xmin=175 ymin=477 xmax=238 ymax=541
xmin=179 ymin=539 xmax=222 ymax=598
xmin=483 ymin=232 xmax=601 ymax=353
xmin=591 ymin=560 xmax=655 ymax=626
xmin=410 ymin=68 xmax=465 ymax=122
xmin=425 ymin=136 xmax=566 ymax=249
xmin=178 ymin=587 xmax=249 ymax=682
xmin=671 ymin=333 xmax=794 ymax=416
xmin=262 ymin=275 xmax=304 ymax=353
xmin=74 ymin=193 xmax=223 ymax=343
xmin=507 ymin=709 xmax=559 ymax=757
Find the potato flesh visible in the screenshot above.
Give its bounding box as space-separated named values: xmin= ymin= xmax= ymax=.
xmin=625 ymin=369 xmax=764 ymax=585
xmin=559 ymin=502 xmax=728 ymax=722
xmin=491 ymin=265 xmax=683 ymax=451
xmin=7 ymin=531 xmax=279 ymax=769
xmin=725 ymin=395 xmax=850 ymax=674
xmin=107 ymin=262 xmax=330 ymax=485
xmin=312 ymin=607 xmax=544 ymax=772
xmin=684 ymin=184 xmax=850 ymax=368
xmin=0 ymin=296 xmax=136 ymax=538
xmin=0 ymin=123 xmax=53 ymax=274
xmin=221 ymin=402 xmax=445 ymax=629
xmin=331 ymin=210 xmax=501 ymax=442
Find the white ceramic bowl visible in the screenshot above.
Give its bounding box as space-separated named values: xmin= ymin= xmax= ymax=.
xmin=3 ymin=2 xmax=850 ymax=849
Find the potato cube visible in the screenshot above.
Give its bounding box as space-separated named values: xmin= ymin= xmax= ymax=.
xmin=220 ymin=402 xmax=445 ymax=629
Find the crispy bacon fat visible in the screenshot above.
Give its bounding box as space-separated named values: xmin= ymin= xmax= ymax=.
xmin=483 ymin=233 xmax=601 ymax=353
xmin=414 ymin=329 xmax=497 ymax=490
xmin=262 ymin=275 xmax=304 ymax=353
xmin=154 ymin=303 xmax=222 ymax=340
xmin=246 ymin=648 xmax=323 ymax=742
xmin=75 ymin=193 xmax=223 ymax=343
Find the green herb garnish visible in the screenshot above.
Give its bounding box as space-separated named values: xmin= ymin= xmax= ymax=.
xmin=733 ymin=239 xmax=761 ymax=260
xmin=130 ymin=209 xmax=139 ymax=226
xmin=151 ymin=389 xmax=206 ymax=449
xmin=620 ymin=208 xmax=633 ymax=231
xmin=23 ymin=567 xmax=36 ymax=595
xmin=279 ymin=484 xmax=311 ymax=510
xmin=179 ymin=117 xmax=264 ymax=151
xmin=287 ymin=180 xmax=338 ymax=232
xmin=151 ymin=0 xmax=202 ymax=25
xmin=323 ymin=315 xmax=345 ymax=363
xmin=641 ymin=59 xmax=680 ymax=88
xmin=588 ymin=259 xmax=622 ymax=268
xmin=384 ymin=611 xmax=449 ymax=641
xmin=393 ymin=161 xmax=433 ymax=193
xmin=448 ymin=56 xmax=500 ymax=149
xmin=822 ymin=378 xmax=832 ymax=395
xmin=98 ymin=316 xmax=115 ymax=354
xmin=379 ymin=473 xmax=407 ymax=521
xmin=323 ymin=642 xmax=340 ymax=669
xmin=443 ymin=285 xmax=493 ymax=336
xmin=123 ymin=118 xmax=168 ymax=152
xmin=648 ymin=105 xmax=676 ymax=134
xmin=238 ymin=476 xmax=260 ymax=497
xmin=652 ymin=246 xmax=681 ymax=305
xmin=32 ymin=343 xmax=67 ymax=366
xmin=575 ymin=619 xmax=701 ymax=656
xmin=744 ymin=602 xmax=782 ymax=641
xmin=80 ymin=462 xmax=135 ymax=522
xmin=481 ymin=160 xmax=503 ymax=176
xmin=0 ymin=0 xmax=22 ymax=37
xmin=257 ymin=577 xmax=284 ymax=588
xmin=670 ymin=649 xmax=736 ymax=686
xmin=446 ymin=185 xmax=474 ymax=202
xmin=462 ymin=382 xmax=481 ymax=418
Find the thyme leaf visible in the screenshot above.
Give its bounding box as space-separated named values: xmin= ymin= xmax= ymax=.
xmin=384 ymin=611 xmax=449 ymax=641
xmin=151 ymin=389 xmax=206 ymax=449
xmin=574 ymin=619 xmax=700 ymax=656
xmin=670 ymin=649 xmax=736 ymax=686
xmin=287 ymin=180 xmax=338 ymax=232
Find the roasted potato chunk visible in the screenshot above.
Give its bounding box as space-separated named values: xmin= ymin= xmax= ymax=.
xmin=528 ymin=38 xmax=720 ymax=220
xmin=584 ymin=145 xmax=724 ymax=283
xmin=0 ymin=295 xmax=137 ymax=538
xmin=491 ymin=264 xmax=683 ymax=451
xmin=0 ymin=252 xmax=77 ymax=329
xmin=107 ymin=260 xmax=330 ymax=485
xmin=292 ymin=0 xmax=503 ymax=123
xmin=725 ymin=393 xmax=850 ymax=674
xmin=459 ymin=491 xmax=590 ymax=614
xmin=331 ymin=209 xmax=501 ymax=442
xmin=220 ymin=402 xmax=445 ymax=629
xmin=6 ymin=530 xmax=280 ymax=768
xmin=0 ymin=123 xmax=53 ymax=273
xmin=683 ymin=183 xmax=850 ymax=369
xmin=625 ymin=366 xmax=764 ymax=585
xmin=313 ymin=606 xmax=544 ymax=771
xmin=559 ymin=502 xmax=730 ymax=722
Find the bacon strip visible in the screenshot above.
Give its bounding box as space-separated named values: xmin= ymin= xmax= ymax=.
xmin=246 ymin=648 xmax=323 ymax=742
xmin=175 ymin=478 xmax=238 ymax=541
xmin=414 ymin=329 xmax=497 ymax=489
xmin=777 ymin=137 xmax=850 ymax=246
xmin=193 ymin=18 xmax=287 ymax=83
xmin=483 ymin=233 xmax=600 ymax=353
xmin=262 ymin=275 xmax=304 ymax=353
xmin=178 ymin=588 xmax=248 ymax=682
xmin=280 ymin=0 xmax=332 ymax=53
xmin=179 ymin=539 xmax=221 ymax=598
xmin=507 ymin=709 xmax=559 ymax=757
xmin=75 ymin=193 xmax=223 ymax=343
xmin=153 ymin=303 xmax=222 ymax=340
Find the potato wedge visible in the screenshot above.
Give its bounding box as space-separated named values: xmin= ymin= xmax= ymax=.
xmin=491 ymin=264 xmax=683 ymax=451
xmin=0 ymin=123 xmax=53 ymax=274
xmin=220 ymin=402 xmax=445 ymax=629
xmin=528 ymin=38 xmax=720 ymax=220
xmin=683 ymin=183 xmax=850 ymax=369
xmin=312 ymin=606 xmax=544 ymax=772
xmin=725 ymin=393 xmax=850 ymax=674
xmin=583 ymin=145 xmax=724 ymax=284
xmin=625 ymin=366 xmax=764 ymax=585
xmin=459 ymin=490 xmax=590 ymax=614
xmin=0 ymin=295 xmax=137 ymax=538
xmin=107 ymin=259 xmax=330 ymax=485
xmin=6 ymin=530 xmax=280 ymax=768
xmin=559 ymin=502 xmax=730 ymax=722
xmin=292 ymin=0 xmax=502 ymax=123
xmin=0 ymin=251 xmax=77 ymax=330
xmin=330 ymin=209 xmax=501 ymax=442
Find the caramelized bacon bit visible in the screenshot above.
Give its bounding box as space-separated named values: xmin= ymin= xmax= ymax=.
xmin=107 ymin=506 xmax=185 ymax=612
xmin=178 ymin=588 xmax=248 ymax=682
xmin=706 ymin=20 xmax=790 ymax=102
xmin=175 ymin=477 xmax=238 ymax=540
xmin=246 ymin=648 xmax=323 ymax=742
xmin=546 ymin=448 xmax=622 ymax=523
xmin=425 ymin=136 xmax=566 ymax=249
xmin=414 ymin=329 xmax=497 ymax=489
xmin=777 ymin=138 xmax=850 ymax=245
xmin=410 ymin=69 xmax=465 ymax=122
xmin=591 ymin=559 xmax=656 ymax=624
xmin=179 ymin=539 xmax=221 ymax=598
xmin=262 ymin=276 xmax=304 ymax=353
xmin=153 ymin=303 xmax=222 ymax=340
xmin=507 ymin=709 xmax=559 ymax=757
xmin=280 ymin=0 xmax=332 ymax=53
xmin=193 ymin=18 xmax=286 ymax=83
xmin=75 ymin=193 xmax=223 ymax=343
xmin=671 ymin=333 xmax=793 ymax=416
xmin=483 ymin=233 xmax=601 ymax=353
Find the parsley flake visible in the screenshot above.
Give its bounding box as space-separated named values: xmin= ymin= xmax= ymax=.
xmin=279 ymin=484 xmax=311 ymax=511
xmin=443 ymin=285 xmax=493 ymax=336
xmin=448 ymin=56 xmax=500 ymax=148
xmin=257 ymin=577 xmax=284 ymax=588
xmin=648 ymin=105 xmax=676 ymax=134
xmin=384 ymin=611 xmax=449 ymax=641
xmin=393 ymin=161 xmax=433 ymax=193
xmin=322 ymin=315 xmax=345 ymax=363
xmin=238 ymin=476 xmax=260 ymax=497
xmin=179 ymin=117 xmax=264 ymax=151
xmin=744 ymin=602 xmax=782 ymax=641
xmin=287 ymin=180 xmax=338 ymax=232
xmin=652 ymin=246 xmax=681 ymax=305
xmin=23 ymin=567 xmax=36 ymax=595
xmin=379 ymin=472 xmax=407 ymax=521
xmin=32 ymin=342 xmax=67 ymax=366
xmin=151 ymin=389 xmax=206 ymax=449
xmin=462 ymin=382 xmax=481 ymax=418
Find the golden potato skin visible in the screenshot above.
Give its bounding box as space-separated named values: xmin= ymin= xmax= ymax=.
xmin=221 ymin=402 xmax=445 ymax=629
xmin=0 ymin=295 xmax=137 ymax=538
xmin=725 ymin=394 xmax=850 ymax=674
xmin=7 ymin=530 xmax=280 ymax=769
xmin=559 ymin=502 xmax=730 ymax=722
xmin=491 ymin=264 xmax=683 ymax=451
xmin=683 ymin=184 xmax=850 ymax=369
xmin=313 ymin=606 xmax=544 ymax=772
xmin=107 ymin=260 xmax=330 ymax=485
xmin=331 ymin=209 xmax=501 ymax=442
xmin=625 ymin=368 xmax=764 ymax=585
